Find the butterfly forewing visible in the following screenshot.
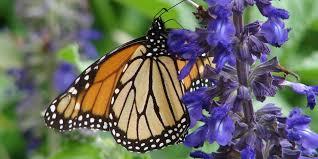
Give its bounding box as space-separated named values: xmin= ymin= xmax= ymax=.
xmin=43 ymin=43 xmax=142 ymax=132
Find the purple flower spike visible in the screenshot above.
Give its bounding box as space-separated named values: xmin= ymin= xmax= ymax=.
xmin=259 ymin=18 xmax=289 ymax=47
xmin=165 ymin=0 xmax=318 ymax=158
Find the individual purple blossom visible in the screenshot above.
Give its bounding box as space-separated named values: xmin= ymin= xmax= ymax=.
xmin=286 ymin=108 xmax=318 ymax=157
xmin=207 ymin=106 xmax=235 ymax=145
xmin=168 ymin=29 xmax=205 ymax=79
xmin=7 ymin=68 xmax=35 ymax=93
xmin=256 ymin=1 xmax=289 ymax=19
xmin=259 ymin=18 xmax=290 ymax=47
xmin=53 ymin=62 xmax=77 ymax=93
xmin=184 ymin=105 xmax=235 ymax=147
xmin=281 ymin=81 xmax=318 ymax=109
xmin=183 ymin=87 xmax=211 ymax=127
xmin=77 ymin=29 xmax=102 ymax=59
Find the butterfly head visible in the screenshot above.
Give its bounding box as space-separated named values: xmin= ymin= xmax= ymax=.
xmin=144 ymin=18 xmax=168 ymax=55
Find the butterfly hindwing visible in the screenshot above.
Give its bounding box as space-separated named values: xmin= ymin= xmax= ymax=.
xmin=108 ymin=50 xmax=190 ymax=152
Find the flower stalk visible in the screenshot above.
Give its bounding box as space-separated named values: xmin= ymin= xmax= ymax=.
xmin=233 ymin=13 xmax=255 ymax=126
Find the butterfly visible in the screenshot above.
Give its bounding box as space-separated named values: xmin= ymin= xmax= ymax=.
xmin=43 ymin=16 xmax=213 ymax=153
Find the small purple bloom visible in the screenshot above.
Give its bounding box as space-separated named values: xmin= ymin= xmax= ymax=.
xmin=77 ymin=29 xmax=102 ymax=59
xmin=212 ymin=45 xmax=236 ymax=72
xmin=184 ymin=106 xmax=235 ymax=147
xmin=281 ymin=81 xmax=318 ymax=109
xmin=259 ymin=18 xmax=289 ymax=47
xmin=168 ymin=29 xmax=204 ymax=79
xmin=256 ymin=2 xmax=289 ymax=19
xmin=206 ymin=0 xmax=232 ymax=8
xmin=78 ymin=29 xmax=102 ymax=41
xmin=53 ymin=62 xmax=77 ymax=93
xmin=7 ymin=68 xmax=34 ymax=93
xmin=184 ymin=124 xmax=208 ymax=147
xmin=286 ymin=108 xmax=318 ymax=156
xmin=206 ymin=18 xmax=235 ymax=48
xmin=207 ymin=106 xmax=235 ymax=145
xmin=183 ymin=88 xmax=211 ymax=128
xmin=241 ymin=146 xmax=255 ymax=159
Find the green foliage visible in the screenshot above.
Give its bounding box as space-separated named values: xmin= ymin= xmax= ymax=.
xmin=0 ymin=115 xmax=26 ymax=159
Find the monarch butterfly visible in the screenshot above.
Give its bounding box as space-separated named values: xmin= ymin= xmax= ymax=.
xmin=43 ymin=15 xmax=213 ymax=152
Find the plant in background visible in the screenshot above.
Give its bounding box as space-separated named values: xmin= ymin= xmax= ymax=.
xmin=168 ymin=0 xmax=318 ymax=158
xmin=7 ymin=0 xmax=101 ymax=154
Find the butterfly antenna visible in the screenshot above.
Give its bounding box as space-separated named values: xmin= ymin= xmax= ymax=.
xmin=154 ymin=0 xmax=188 ymax=18
xmin=154 ymin=0 xmax=200 ymax=19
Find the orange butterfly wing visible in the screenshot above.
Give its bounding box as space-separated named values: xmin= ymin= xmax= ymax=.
xmin=44 ymin=42 xmax=142 ymax=131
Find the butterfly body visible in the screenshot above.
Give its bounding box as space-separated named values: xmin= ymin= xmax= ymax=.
xmin=44 ymin=17 xmax=213 ymax=153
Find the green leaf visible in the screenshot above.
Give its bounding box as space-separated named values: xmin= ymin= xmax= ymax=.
xmin=56 ymin=44 xmax=80 ymax=65
xmin=113 ymin=0 xmax=198 ymax=29
xmin=293 ymin=52 xmax=318 ymax=85
xmin=0 ymin=115 xmax=26 ymax=159
xmin=0 ymin=144 xmax=10 ymax=159
xmin=150 ymin=144 xmax=191 ymax=159
xmin=56 ymin=44 xmax=93 ymax=72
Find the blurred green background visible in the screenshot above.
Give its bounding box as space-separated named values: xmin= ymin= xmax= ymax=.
xmin=0 ymin=0 xmax=318 ymax=159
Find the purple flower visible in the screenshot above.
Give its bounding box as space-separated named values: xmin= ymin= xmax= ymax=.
xmin=259 ymin=18 xmax=289 ymax=47
xmin=185 ymin=124 xmax=208 ymax=147
xmin=207 ymin=106 xmax=235 ymax=145
xmin=241 ymin=146 xmax=255 ymax=159
xmin=243 ymin=21 xmax=270 ymax=61
xmin=286 ymin=108 xmax=318 ymax=156
xmin=168 ymin=29 xmax=204 ymax=79
xmin=281 ymin=81 xmax=318 ymax=109
xmin=212 ymin=45 xmax=236 ymax=72
xmin=7 ymin=68 xmax=34 ymax=93
xmin=77 ymin=29 xmax=102 ymax=59
xmin=206 ymin=0 xmax=232 ymax=8
xmin=183 ymin=88 xmax=211 ymax=128
xmin=53 ymin=62 xmax=77 ymax=93
xmin=206 ymin=17 xmax=235 ymax=48
xmin=256 ymin=1 xmax=289 ymax=19
xmin=184 ymin=106 xmax=234 ymax=147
